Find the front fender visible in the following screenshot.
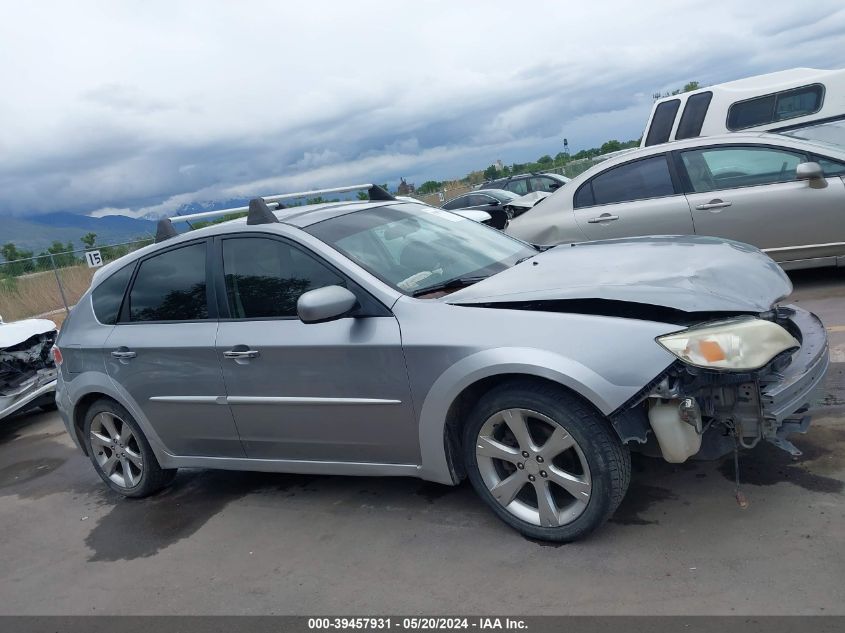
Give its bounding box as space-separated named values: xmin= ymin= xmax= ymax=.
xmin=416 ymin=347 xmax=657 ymax=484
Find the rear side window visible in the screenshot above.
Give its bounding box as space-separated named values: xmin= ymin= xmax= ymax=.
xmin=504 ymin=179 xmax=529 ymax=195
xmin=442 ymin=196 xmax=467 ymax=210
xmin=578 ymin=156 xmax=675 ymax=207
xmin=469 ymin=194 xmax=495 ymax=206
xmin=727 ymin=84 xmax=824 ymax=130
xmin=675 ymin=92 xmax=713 ymax=140
xmin=529 ymin=176 xmax=558 ymax=192
xmin=91 ymin=264 xmax=134 ymax=325
xmin=128 ymin=242 xmax=208 ymax=322
xmin=222 ymin=237 xmax=345 ymax=319
xmin=644 ymin=99 xmax=681 ymax=146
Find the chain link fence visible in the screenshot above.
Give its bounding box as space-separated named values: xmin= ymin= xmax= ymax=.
xmin=0 ymin=239 xmax=153 ymax=327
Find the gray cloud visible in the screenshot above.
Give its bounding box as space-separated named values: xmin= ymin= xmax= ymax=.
xmin=1 ymin=0 xmax=844 ymax=219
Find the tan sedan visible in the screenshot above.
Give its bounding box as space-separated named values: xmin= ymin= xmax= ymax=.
xmin=507 ymin=132 xmax=845 ymax=270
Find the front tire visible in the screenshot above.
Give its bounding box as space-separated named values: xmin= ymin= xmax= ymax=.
xmin=83 ymin=399 xmax=176 ymax=498
xmin=463 ymin=380 xmax=630 ymax=542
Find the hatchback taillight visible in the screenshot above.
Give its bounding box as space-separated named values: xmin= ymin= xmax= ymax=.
xmin=52 ymin=345 xmax=63 ymax=366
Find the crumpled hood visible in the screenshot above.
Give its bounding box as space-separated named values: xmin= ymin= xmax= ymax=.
xmin=0 ymin=318 xmax=57 ymax=349
xmin=447 ymin=235 xmax=792 ymax=313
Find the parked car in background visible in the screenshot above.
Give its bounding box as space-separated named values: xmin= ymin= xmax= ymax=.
xmin=441 ymin=189 xmax=518 ymax=229
xmin=55 ymin=185 xmax=828 ymax=542
xmin=480 ymin=172 xmax=570 ymax=195
xmin=508 ymin=132 xmax=845 ymax=270
xmin=396 ymin=196 xmax=493 ymax=225
xmin=506 ymin=191 xmax=551 ymax=218
xmin=1 ymin=316 xmax=58 ymax=421
xmin=642 ymin=67 xmax=845 ymax=147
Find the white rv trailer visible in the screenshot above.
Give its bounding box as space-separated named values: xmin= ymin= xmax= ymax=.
xmin=641 ymin=67 xmax=845 ymax=148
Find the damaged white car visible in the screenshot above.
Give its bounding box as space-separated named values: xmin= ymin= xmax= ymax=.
xmin=0 ymin=316 xmax=59 ymax=420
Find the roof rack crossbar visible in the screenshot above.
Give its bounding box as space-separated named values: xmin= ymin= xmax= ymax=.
xmin=167 ymin=183 xmax=394 ymax=224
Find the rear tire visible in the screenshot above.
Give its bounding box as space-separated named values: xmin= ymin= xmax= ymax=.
xmin=463 ymin=380 xmax=630 ymax=542
xmin=83 ymin=399 xmax=176 ymax=498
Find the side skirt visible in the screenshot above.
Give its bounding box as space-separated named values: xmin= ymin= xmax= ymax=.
xmin=157 ymin=453 xmax=427 ymax=480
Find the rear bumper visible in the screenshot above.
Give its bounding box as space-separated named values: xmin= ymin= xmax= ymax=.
xmin=760 ymin=306 xmax=829 ymax=423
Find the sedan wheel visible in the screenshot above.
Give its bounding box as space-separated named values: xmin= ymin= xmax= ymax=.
xmin=476 ymin=408 xmax=592 ymax=528
xmin=90 ymin=411 xmax=144 ymax=489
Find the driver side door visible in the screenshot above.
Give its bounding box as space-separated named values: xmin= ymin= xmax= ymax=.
xmin=679 ymin=144 xmax=845 ymax=263
xmin=213 ymin=234 xmax=419 ymax=464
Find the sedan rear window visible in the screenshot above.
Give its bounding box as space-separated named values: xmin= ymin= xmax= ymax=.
xmin=576 ymin=156 xmax=675 ymax=208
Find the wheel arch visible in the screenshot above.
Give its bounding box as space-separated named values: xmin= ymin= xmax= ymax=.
xmin=416 ymin=347 xmax=639 ymax=485
xmin=64 ymin=373 xmax=171 ymax=462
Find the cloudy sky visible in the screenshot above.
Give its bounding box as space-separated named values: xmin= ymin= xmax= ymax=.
xmin=2 ymin=0 xmax=844 ymax=219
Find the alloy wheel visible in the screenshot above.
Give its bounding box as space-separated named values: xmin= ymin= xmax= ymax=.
xmin=475 ymin=408 xmax=592 ymax=527
xmin=90 ymin=411 xmax=144 ymax=488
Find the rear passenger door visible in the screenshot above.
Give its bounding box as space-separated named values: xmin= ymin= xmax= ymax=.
xmin=678 ymin=144 xmax=845 ymax=262
xmin=572 ymin=154 xmax=695 ymax=240
xmin=104 ymin=240 xmax=243 ymax=457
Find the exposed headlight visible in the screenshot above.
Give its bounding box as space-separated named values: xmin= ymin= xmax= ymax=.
xmin=656 ymin=317 xmax=799 ymax=371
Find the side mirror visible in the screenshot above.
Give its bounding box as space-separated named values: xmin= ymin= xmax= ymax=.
xmin=548 ymin=183 xmax=561 ymax=190
xmin=297 ymin=285 xmax=358 ymax=324
xmin=796 ymin=161 xmax=824 ymax=181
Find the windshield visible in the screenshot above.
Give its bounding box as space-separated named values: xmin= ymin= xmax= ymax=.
xmin=305 ymin=204 xmax=536 ymax=296
xmin=779 ymin=119 xmax=845 ymax=150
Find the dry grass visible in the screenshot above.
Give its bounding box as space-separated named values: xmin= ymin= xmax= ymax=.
xmin=0 ymin=265 xmax=95 ymax=324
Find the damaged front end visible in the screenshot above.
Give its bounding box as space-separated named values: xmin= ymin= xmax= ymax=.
xmin=612 ymin=305 xmax=829 ymax=462
xmin=0 ymin=318 xmax=58 ymax=420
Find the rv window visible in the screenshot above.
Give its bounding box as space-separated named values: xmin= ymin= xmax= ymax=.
xmin=675 ymin=92 xmax=713 ymax=140
xmin=727 ymin=84 xmax=824 ymax=130
xmin=774 ymin=85 xmax=824 ymax=122
xmin=644 ymin=99 xmax=680 ymax=146
xmin=727 ymin=95 xmax=776 ymax=130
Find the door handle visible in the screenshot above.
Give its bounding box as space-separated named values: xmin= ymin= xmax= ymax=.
xmin=587 ymin=214 xmax=619 ymax=223
xmin=111 ymin=348 xmax=136 ymax=360
xmin=695 ymin=199 xmax=732 ymax=211
xmin=223 ymin=349 xmax=260 ymax=359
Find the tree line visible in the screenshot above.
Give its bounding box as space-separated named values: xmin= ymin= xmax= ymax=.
xmin=1 ymin=232 xmax=152 ymax=277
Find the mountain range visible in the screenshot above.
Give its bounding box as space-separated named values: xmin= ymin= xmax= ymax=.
xmin=1 ymin=199 xmax=253 ymax=252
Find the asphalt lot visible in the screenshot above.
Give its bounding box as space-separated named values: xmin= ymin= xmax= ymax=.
xmin=1 ymin=268 xmax=844 ymax=615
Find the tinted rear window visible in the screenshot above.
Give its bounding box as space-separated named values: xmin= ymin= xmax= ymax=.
xmin=675 ymin=91 xmax=713 ymax=139
xmin=727 ymin=84 xmax=824 ymax=130
xmin=91 ymin=264 xmax=134 ymax=325
xmin=128 ymin=242 xmax=208 ymax=322
xmin=644 ymin=99 xmax=680 ymax=146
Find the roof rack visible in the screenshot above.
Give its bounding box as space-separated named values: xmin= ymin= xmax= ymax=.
xmin=154 ymin=183 xmax=394 ymax=242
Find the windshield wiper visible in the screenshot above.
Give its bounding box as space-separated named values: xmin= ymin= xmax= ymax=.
xmin=411 ymin=275 xmax=488 ymax=297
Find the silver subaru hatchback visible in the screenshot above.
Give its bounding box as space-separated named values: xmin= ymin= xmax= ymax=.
xmin=55 ymin=186 xmax=829 ymax=542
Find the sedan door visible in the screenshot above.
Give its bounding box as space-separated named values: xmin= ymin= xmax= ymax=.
xmin=678 ymin=144 xmax=845 ymax=264
xmin=214 ymin=234 xmax=419 ymax=464
xmin=104 ymin=240 xmax=243 ymax=458
xmin=572 ymin=154 xmax=696 ymax=240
